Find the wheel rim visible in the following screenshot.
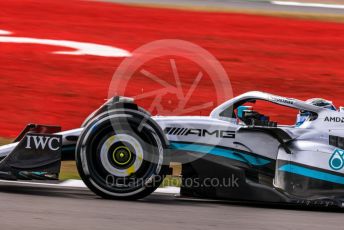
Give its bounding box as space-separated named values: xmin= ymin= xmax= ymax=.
xmin=100 ymin=134 xmax=144 ymax=177
xmin=78 ymin=113 xmax=165 ymax=197
xmin=112 ymin=146 xmax=132 ymax=166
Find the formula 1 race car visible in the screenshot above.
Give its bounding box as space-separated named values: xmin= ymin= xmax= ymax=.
xmin=1 ymin=91 xmax=344 ymax=207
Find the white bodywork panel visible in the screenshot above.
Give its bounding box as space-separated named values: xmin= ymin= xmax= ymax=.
xmin=1 ymin=91 xmax=344 ymax=175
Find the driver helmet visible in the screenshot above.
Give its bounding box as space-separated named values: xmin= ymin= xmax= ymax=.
xmin=296 ymin=98 xmax=336 ymax=126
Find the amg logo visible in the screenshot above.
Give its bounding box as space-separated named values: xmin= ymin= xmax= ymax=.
xmin=25 ymin=135 xmax=61 ymax=151
xmin=324 ymin=117 xmax=344 ymax=123
xmin=164 ymin=127 xmax=235 ymax=138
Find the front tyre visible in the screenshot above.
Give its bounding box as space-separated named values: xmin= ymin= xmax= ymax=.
xmin=76 ymin=110 xmax=168 ymax=200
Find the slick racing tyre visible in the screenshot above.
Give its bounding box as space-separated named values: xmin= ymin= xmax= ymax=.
xmin=76 ymin=109 xmax=169 ymax=200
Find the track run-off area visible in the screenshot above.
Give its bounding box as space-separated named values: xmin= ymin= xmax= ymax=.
xmin=1 ymin=0 xmax=344 ymax=137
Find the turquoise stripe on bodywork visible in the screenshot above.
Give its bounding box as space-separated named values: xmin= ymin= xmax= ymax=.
xmin=170 ymin=142 xmax=270 ymax=166
xmin=279 ymin=164 xmax=344 ymax=185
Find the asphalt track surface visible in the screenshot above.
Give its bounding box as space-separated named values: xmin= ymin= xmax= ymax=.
xmin=98 ymin=0 xmax=344 ymax=15
xmin=0 ymin=182 xmax=343 ymax=230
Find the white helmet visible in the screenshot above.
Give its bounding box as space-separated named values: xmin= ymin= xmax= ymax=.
xmin=305 ymin=98 xmax=336 ymax=110
xmin=296 ymin=98 xmax=336 ymax=126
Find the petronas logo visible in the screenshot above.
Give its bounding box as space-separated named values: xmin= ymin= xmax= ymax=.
xmin=329 ymin=149 xmax=344 ymax=171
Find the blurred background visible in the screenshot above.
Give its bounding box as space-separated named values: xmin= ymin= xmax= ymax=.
xmin=0 ymin=0 xmax=343 ymax=141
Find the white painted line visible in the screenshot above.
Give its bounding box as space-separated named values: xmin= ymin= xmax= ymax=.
xmin=271 ymin=1 xmax=344 ymax=9
xmin=0 ymin=180 xmax=180 ymax=194
xmin=0 ymin=179 xmax=87 ymax=189
xmin=0 ymin=30 xmax=12 ymax=35
xmin=156 ymin=186 xmax=181 ymax=194
xmin=0 ymin=28 xmax=131 ymax=57
xmin=59 ymin=179 xmax=87 ymax=188
xmin=60 ymin=180 xmax=181 ymax=194
xmin=0 ymin=36 xmax=131 ymax=57
xmin=0 ymin=180 xmax=58 ymax=187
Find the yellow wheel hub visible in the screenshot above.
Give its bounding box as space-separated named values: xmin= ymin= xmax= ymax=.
xmin=112 ymin=146 xmax=132 ymax=166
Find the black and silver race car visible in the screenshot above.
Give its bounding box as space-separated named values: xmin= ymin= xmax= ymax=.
xmin=1 ymin=91 xmax=344 ymax=207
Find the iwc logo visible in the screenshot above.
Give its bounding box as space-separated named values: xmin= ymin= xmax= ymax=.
xmin=329 ymin=149 xmax=344 ymax=170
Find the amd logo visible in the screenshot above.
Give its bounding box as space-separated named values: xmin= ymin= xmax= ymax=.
xmin=165 ymin=127 xmax=235 ymax=138
xmin=25 ymin=135 xmax=61 ymax=151
xmin=324 ymin=117 xmax=344 ymax=123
